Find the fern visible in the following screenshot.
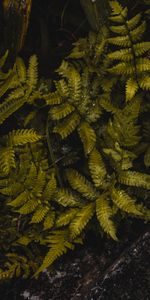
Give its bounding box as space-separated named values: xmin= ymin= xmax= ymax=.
xmin=108 ymin=1 xmax=150 ymax=101
xmin=111 ymin=188 xmax=142 ymax=215
xmin=66 ymin=169 xmax=97 ymax=200
xmin=69 ymin=203 xmax=95 ymax=238
xmin=7 ymin=129 xmax=41 ymax=146
xmin=96 ymin=194 xmax=117 ymax=240
xmin=0 ymin=0 xmax=150 ymax=279
xmin=55 ymin=188 xmax=80 ymax=207
xmin=88 ymin=148 xmax=107 ymax=188
xmin=118 ymin=170 xmax=150 ymax=189
xmin=34 ymin=230 xmax=76 ymax=277
xmin=77 ymin=122 xmax=96 ymax=154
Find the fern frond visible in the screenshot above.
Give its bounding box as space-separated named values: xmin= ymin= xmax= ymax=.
xmin=89 ymin=148 xmax=106 ymax=188
xmin=43 ymin=174 xmax=57 ymax=201
xmin=68 ymin=69 xmax=81 ymax=101
xmin=16 ymin=57 xmax=27 ymax=83
xmin=111 ymin=188 xmax=142 ymax=215
xmin=55 ymin=79 xmax=69 ymax=98
xmin=109 ymin=5 xmax=128 ymax=23
xmin=32 ymin=168 xmax=46 ymax=197
xmin=96 ymin=194 xmax=117 ymax=240
xmin=0 ymin=73 xmax=15 ymax=97
xmin=8 ymin=190 xmax=31 ymax=208
xmin=34 ymin=231 xmax=74 ymax=276
xmin=30 ymin=205 xmax=49 ymax=223
xmin=56 ymin=208 xmax=78 ymax=228
xmin=55 ymin=188 xmax=79 ymax=207
xmin=0 ymin=147 xmax=15 ymax=175
xmin=130 ymin=21 xmax=146 ymax=42
xmin=4 ymin=87 xmax=24 ymax=102
xmin=50 ymin=103 xmax=75 ymax=120
xmin=24 ymin=163 xmax=37 ymax=190
xmin=16 ymin=236 xmax=31 ymax=246
xmin=43 ymin=210 xmax=55 ymax=230
xmin=66 ymin=169 xmax=96 ymax=200
xmin=69 ymin=203 xmax=95 ymax=238
xmin=0 ymin=96 xmax=26 ymax=125
xmin=53 ymin=112 xmax=80 ymax=139
xmin=136 ymin=58 xmax=150 ymax=72
xmin=109 ymin=24 xmax=127 ymax=35
xmin=118 ymin=171 xmax=150 ymax=189
xmin=7 ymin=129 xmax=41 ymax=146
xmin=77 ymin=121 xmax=96 ymax=154
xmin=126 ymin=78 xmax=139 ymax=101
xmin=109 ymin=1 xmax=125 ymax=15
xmin=134 ymin=42 xmax=150 ymax=56
xmin=45 ymin=92 xmax=63 ymax=105
xmin=139 ymin=76 xmax=150 ymax=90
xmin=107 ymin=35 xmax=131 ymax=48
xmin=100 ymin=93 xmax=118 ymax=113
xmin=110 ymin=13 xmax=141 ymax=34
xmin=27 ymin=55 xmax=38 ymax=91
xmin=0 ymin=182 xmax=23 ymax=196
xmin=17 ymin=197 xmax=39 ymax=214
xmin=108 ymin=48 xmax=133 ymax=61
xmin=108 ymin=62 xmax=135 ymax=75
xmin=127 ymin=13 xmax=141 ymax=30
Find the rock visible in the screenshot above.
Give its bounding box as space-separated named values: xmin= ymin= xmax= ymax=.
xmin=85 ymin=230 xmax=150 ymax=300
xmin=0 ymin=225 xmax=149 ymax=300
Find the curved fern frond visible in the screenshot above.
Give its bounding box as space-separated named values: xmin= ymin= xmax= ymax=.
xmin=69 ymin=203 xmax=95 ymax=238
xmin=27 ymin=55 xmax=38 ymax=91
xmin=55 ymin=80 xmax=69 ymax=98
xmin=139 ymin=76 xmax=150 ymax=90
xmin=55 ymin=189 xmax=79 ymax=207
xmin=66 ymin=169 xmax=97 ymax=200
xmin=96 ymin=194 xmax=118 ymax=240
xmin=31 ymin=168 xmax=46 ymax=197
xmin=53 ymin=112 xmax=80 ymax=139
xmin=111 ymin=188 xmax=142 ymax=215
xmin=0 ymin=182 xmax=23 ymax=196
xmin=89 ymin=148 xmax=107 ymax=188
xmin=7 ymin=129 xmax=41 ymax=146
xmin=16 ymin=57 xmax=27 ymax=83
xmin=77 ymin=121 xmax=96 ymax=154
xmin=45 ymin=92 xmax=63 ymax=105
xmin=34 ymin=230 xmax=74 ymax=277
xmin=50 ymin=103 xmax=75 ymax=120
xmin=0 ymin=147 xmax=15 ymax=175
xmin=24 ymin=163 xmax=37 ymax=190
xmin=0 ymin=96 xmax=26 ymax=125
xmin=125 ymin=78 xmax=139 ymax=101
xmin=43 ymin=210 xmax=55 ymax=230
xmin=30 ymin=205 xmax=49 ymax=223
xmin=43 ymin=174 xmax=57 ymax=201
xmin=17 ymin=197 xmax=39 ymax=214
xmin=56 ymin=208 xmax=79 ymax=228
xmin=107 ymin=48 xmax=133 ymax=61
xmin=109 ymin=1 xmax=126 ymax=16
xmin=8 ymin=190 xmax=31 ymax=207
xmin=118 ymin=171 xmax=150 ymax=189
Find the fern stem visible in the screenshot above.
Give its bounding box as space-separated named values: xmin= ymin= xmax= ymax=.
xmin=46 ymin=116 xmax=63 ymax=187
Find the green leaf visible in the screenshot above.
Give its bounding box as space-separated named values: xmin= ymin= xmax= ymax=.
xmin=89 ymin=148 xmax=106 ymax=188
xmin=96 ymin=194 xmax=118 ymax=240
xmin=69 ymin=203 xmax=95 ymax=238
xmin=78 ymin=121 xmax=96 ymax=154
